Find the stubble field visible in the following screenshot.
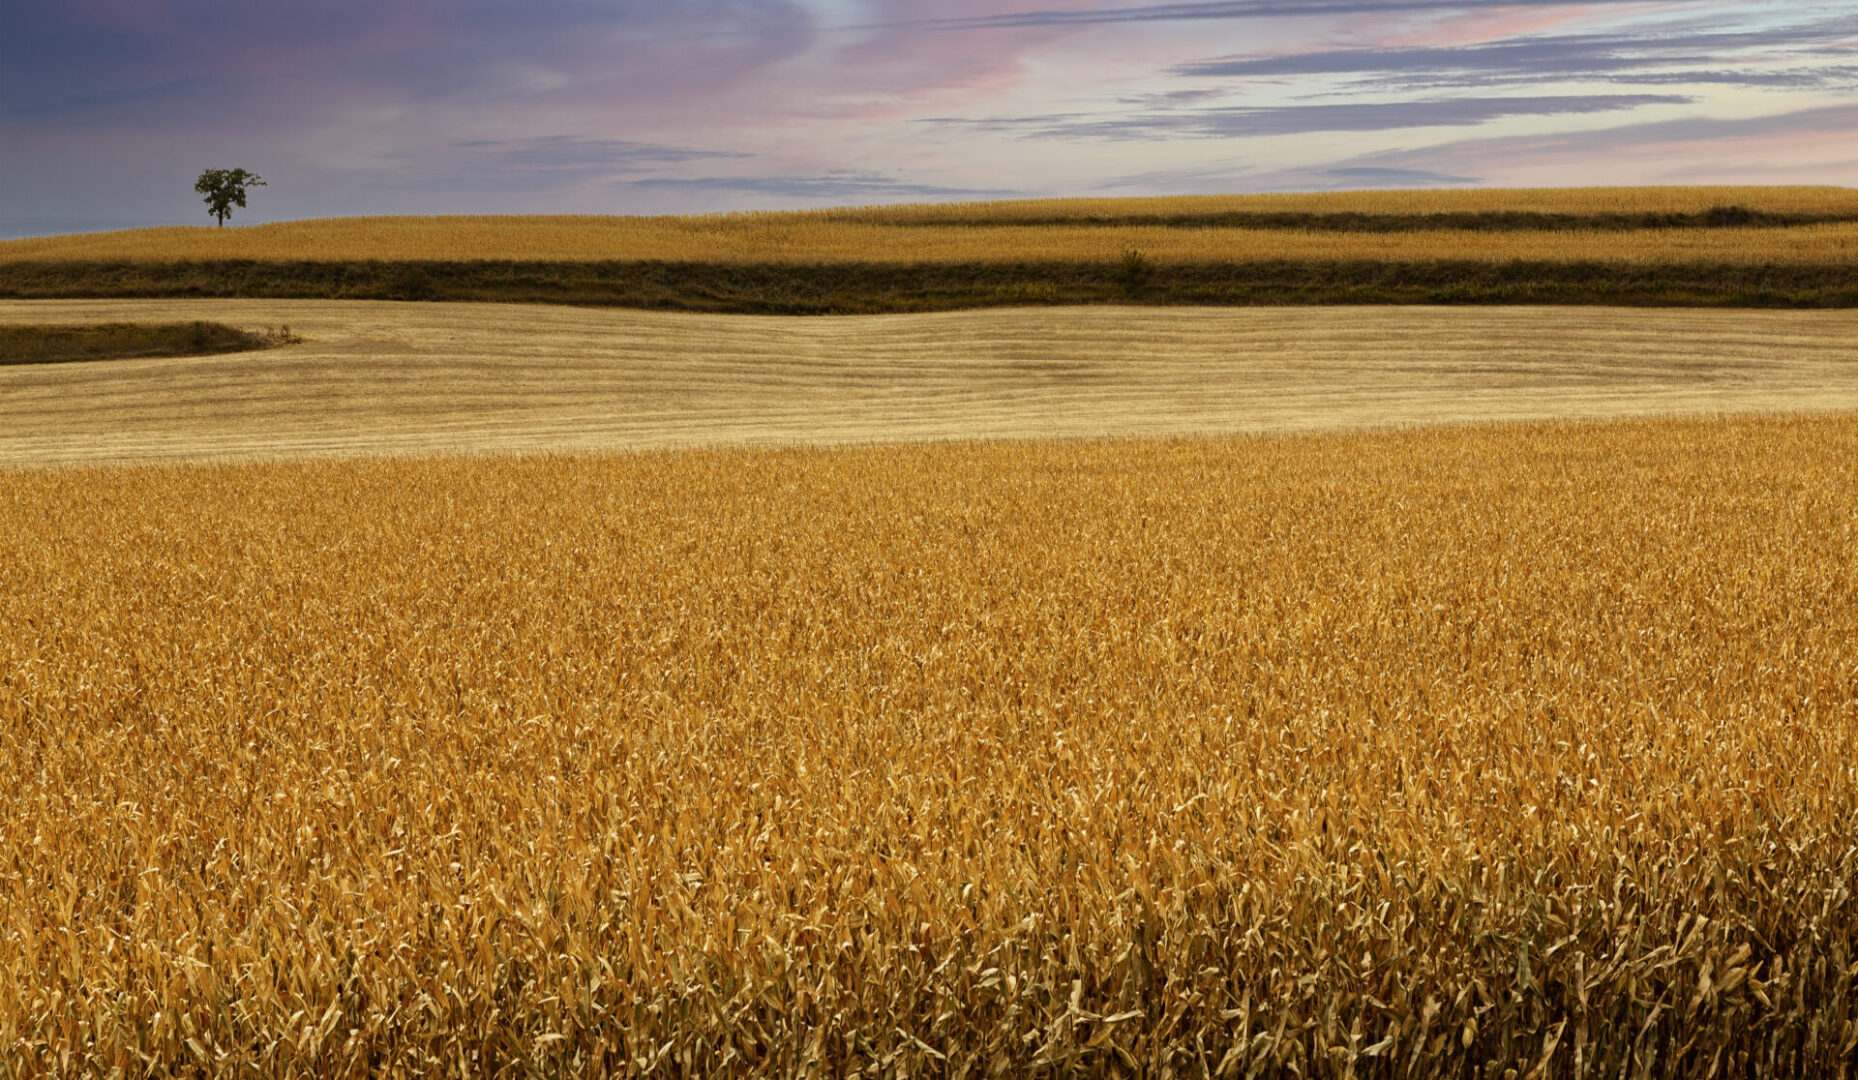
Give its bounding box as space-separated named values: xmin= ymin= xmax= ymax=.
xmin=2 ymin=415 xmax=1856 ymax=1074
xmin=5 ymin=300 xmax=1858 ymax=467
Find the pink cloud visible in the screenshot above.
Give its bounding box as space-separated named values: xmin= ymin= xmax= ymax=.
xmin=1355 ymin=1 xmax=1685 ymax=48
xmin=1316 ymin=103 xmax=1858 ymax=187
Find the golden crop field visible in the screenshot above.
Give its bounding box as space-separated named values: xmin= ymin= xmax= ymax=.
xmin=7 ymin=219 xmax=1858 ymax=267
xmin=4 ymin=187 xmax=1858 ymax=266
xmin=6 ymin=300 xmax=1858 ymax=467
xmin=2 ymin=414 xmax=1856 ymax=1074
xmin=836 ymin=185 xmax=1858 ymax=222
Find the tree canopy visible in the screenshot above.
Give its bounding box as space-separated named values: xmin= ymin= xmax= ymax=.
xmin=195 ymin=169 xmax=266 ymax=227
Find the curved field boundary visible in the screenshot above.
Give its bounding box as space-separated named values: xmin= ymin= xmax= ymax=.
xmin=4 ymin=300 xmax=1858 ymax=467
xmin=5 ymin=260 xmax=1858 ymax=312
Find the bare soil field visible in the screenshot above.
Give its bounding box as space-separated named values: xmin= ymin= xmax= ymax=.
xmin=1 ymin=300 xmax=1856 ymax=467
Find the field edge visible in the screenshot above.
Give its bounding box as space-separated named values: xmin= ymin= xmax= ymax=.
xmin=6 ymin=259 xmax=1858 ymax=312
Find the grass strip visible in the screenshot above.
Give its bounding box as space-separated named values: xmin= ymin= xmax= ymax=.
xmin=4 ymin=260 xmax=1857 ymax=313
xmin=0 ymin=322 xmax=291 ymax=365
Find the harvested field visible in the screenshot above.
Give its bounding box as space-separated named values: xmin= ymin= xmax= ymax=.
xmin=2 ymin=414 xmax=1856 ymax=1073
xmin=3 ymin=300 xmax=1858 ymax=467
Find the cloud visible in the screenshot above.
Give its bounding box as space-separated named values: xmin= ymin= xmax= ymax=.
xmin=1174 ymin=14 xmax=1858 ymax=91
xmin=1320 ymin=166 xmax=1483 ymax=186
xmin=1266 ymin=101 xmax=1858 ymax=186
xmin=4 ymin=0 xmax=1851 ymax=223
xmin=0 ymin=1 xmax=821 ymax=130
xmin=622 ymin=172 xmax=1019 ymax=201
xmin=1092 ymin=157 xmax=1483 ymax=192
xmin=880 ymin=0 xmax=1673 ymax=31
xmin=374 ymin=137 xmax=759 ymax=194
xmin=1393 ymin=100 xmax=1858 ymax=160
xmin=927 ymin=93 xmax=1692 ymax=140
xmin=1588 ymin=67 xmax=1858 ymax=90
xmin=1089 ymin=102 xmax=1858 ymax=192
xmin=450 ymin=137 xmax=748 ymax=171
xmin=1116 ymin=88 xmax=1231 ymax=107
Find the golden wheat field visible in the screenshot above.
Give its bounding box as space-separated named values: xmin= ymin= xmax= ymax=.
xmin=2 ymin=414 xmax=1856 ymax=1074
xmin=7 ymin=219 xmax=1857 ymax=268
xmin=5 ymin=187 xmax=1858 ymax=266
xmin=6 ymin=300 xmax=1858 ymax=467
xmin=836 ymin=186 xmax=1858 ymax=221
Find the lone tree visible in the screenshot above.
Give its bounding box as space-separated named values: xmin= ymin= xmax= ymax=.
xmin=195 ymin=168 xmax=266 ymax=227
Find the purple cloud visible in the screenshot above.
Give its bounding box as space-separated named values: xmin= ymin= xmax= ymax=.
xmin=1174 ymin=13 xmax=1858 ymax=91
xmin=1 ymin=1 xmax=820 ymax=127
xmin=0 ymin=1 xmax=1851 ymax=234
xmin=623 ymin=172 xmax=1020 ymax=200
xmin=870 ymin=0 xmax=1678 ymax=31
xmin=926 ymin=94 xmax=1694 ymax=140
xmin=1189 ymin=102 xmax=1858 ymax=191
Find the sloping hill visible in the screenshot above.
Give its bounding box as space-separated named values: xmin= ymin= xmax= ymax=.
xmin=5 ymin=189 xmax=1857 ymax=311
xmin=3 ymin=300 xmax=1856 ymax=467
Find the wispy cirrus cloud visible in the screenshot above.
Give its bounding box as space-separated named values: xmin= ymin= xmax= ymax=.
xmin=1100 ymin=161 xmax=1484 ymax=191
xmin=1174 ymin=13 xmax=1858 ymax=92
xmin=1232 ymin=101 xmax=1858 ymax=189
xmin=926 ymin=93 xmax=1691 ymax=140
xmin=622 ymin=172 xmax=1019 ymax=201
xmin=870 ymin=0 xmax=1680 ymax=31
xmin=450 ymin=137 xmax=749 ymax=172
xmin=1082 ymin=98 xmax=1858 ymax=195
xmin=1320 ymin=165 xmax=1484 ymax=187
xmin=379 ymin=136 xmax=758 ymax=195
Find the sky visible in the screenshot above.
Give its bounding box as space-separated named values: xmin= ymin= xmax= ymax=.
xmin=1 ymin=1 xmax=1855 ymax=235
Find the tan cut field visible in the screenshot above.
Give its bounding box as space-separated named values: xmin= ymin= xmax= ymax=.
xmin=4 ymin=300 xmax=1858 ymax=466
xmin=2 ymin=415 xmax=1856 ymax=1073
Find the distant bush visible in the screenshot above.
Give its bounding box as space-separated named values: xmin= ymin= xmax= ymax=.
xmin=1118 ymin=249 xmax=1153 ymax=296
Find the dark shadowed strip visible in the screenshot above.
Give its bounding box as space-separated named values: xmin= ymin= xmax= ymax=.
xmin=3 ymin=261 xmax=1858 ymax=313
xmin=0 ymin=322 xmax=290 ymax=365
